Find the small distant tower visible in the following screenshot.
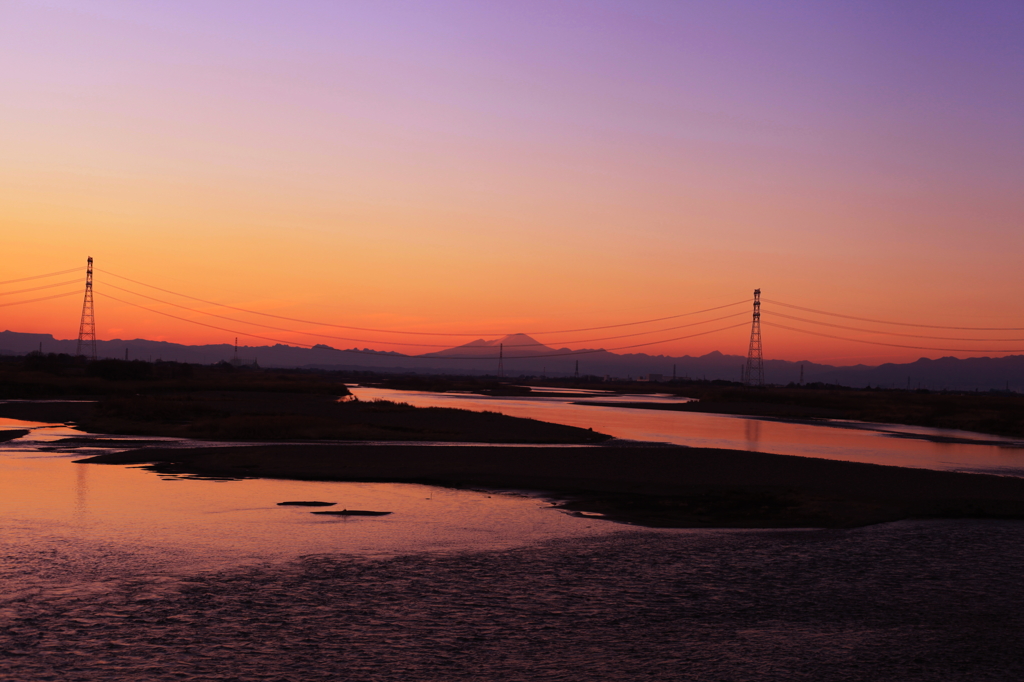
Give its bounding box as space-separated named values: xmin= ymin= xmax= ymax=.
xmin=745 ymin=289 xmax=764 ymax=386
xmin=76 ymin=257 xmax=97 ymax=360
xmin=231 ymin=337 xmax=241 ymax=366
xmin=574 ymin=360 xmax=579 ymax=379
xmin=497 ymin=343 xmax=504 ymax=378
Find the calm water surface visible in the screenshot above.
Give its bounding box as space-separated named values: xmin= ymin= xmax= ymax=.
xmin=351 ymin=386 xmax=1024 ymax=477
xmin=0 ymin=418 xmax=621 ymax=571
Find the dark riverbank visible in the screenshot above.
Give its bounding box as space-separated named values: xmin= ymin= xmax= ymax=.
xmin=575 ymin=382 xmax=1024 ymax=439
xmin=0 ymin=429 xmax=29 ymax=442
xmin=0 ymin=357 xmax=606 ymax=443
xmin=577 ymin=400 xmax=1024 ymax=447
xmin=367 ymin=377 xmax=1024 ymax=440
xmin=7 ymin=354 xmax=1023 ymax=439
xmin=79 ymin=391 xmax=608 ymax=443
xmin=78 ymin=443 xmax=1024 ymax=529
xmin=0 ymin=394 xmax=608 ymax=445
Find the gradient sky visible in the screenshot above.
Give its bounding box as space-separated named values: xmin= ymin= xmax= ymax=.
xmin=2 ymin=0 xmax=1022 ymax=364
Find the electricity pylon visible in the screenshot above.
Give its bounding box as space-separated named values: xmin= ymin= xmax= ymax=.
xmin=76 ymin=257 xmax=97 ymax=360
xmin=745 ymin=288 xmax=763 ymax=386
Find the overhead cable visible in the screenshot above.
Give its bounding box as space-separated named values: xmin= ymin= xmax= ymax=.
xmin=97 ymin=292 xmax=319 ymax=349
xmin=554 ymin=310 xmax=749 ymax=344
xmin=98 ymin=291 xmax=748 ymax=359
xmin=416 ymin=322 xmax=750 ymax=359
xmin=0 ymin=278 xmax=83 ymax=297
xmin=0 ymin=290 xmax=82 ymax=308
xmin=763 ymin=321 xmax=1024 ymax=353
xmin=764 ymin=298 xmax=1024 ymax=331
xmin=766 ymin=309 xmax=1024 ymax=342
xmin=97 ymin=267 xmax=749 ymax=336
xmin=100 ymin=282 xmax=452 ymax=348
xmin=102 ymin=280 xmax=749 ymax=348
xmin=524 ymin=300 xmax=750 ymax=335
xmin=0 ymin=267 xmax=82 ymax=286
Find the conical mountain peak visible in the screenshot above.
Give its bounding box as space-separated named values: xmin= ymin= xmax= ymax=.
xmin=421 ymin=333 xmax=556 ymax=357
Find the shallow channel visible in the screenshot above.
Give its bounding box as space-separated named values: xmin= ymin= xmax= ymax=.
xmin=350 ymin=386 xmax=1024 ymax=477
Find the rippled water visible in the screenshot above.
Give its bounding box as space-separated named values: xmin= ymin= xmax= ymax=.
xmin=351 ymin=386 xmax=1024 ymax=477
xmin=3 ymin=521 xmax=1022 ymax=681
xmin=3 ymin=405 xmax=1024 ymax=680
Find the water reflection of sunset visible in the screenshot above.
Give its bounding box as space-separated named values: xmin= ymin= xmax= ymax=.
xmin=350 ymin=387 xmax=1024 ymax=477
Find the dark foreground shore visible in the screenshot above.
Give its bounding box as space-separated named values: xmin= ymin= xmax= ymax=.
xmin=0 ymin=394 xmax=607 ymax=444
xmin=78 ymin=444 xmax=1024 ymax=528
xmin=0 ymin=429 xmax=30 ymax=442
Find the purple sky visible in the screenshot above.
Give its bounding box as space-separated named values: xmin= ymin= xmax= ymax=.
xmin=2 ymin=1 xmax=1022 ymax=362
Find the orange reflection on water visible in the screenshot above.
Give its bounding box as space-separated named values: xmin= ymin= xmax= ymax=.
xmin=1 ymin=422 xmax=625 ymax=585
xmin=350 ymin=387 xmax=1024 ymax=477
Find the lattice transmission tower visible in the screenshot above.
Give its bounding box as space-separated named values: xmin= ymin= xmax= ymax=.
xmin=744 ymin=288 xmax=763 ymax=386
xmin=76 ymin=257 xmax=97 ymax=360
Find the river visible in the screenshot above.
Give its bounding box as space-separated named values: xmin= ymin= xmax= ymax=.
xmin=2 ymin=395 xmax=1023 ymax=680
xmin=350 ymin=385 xmax=1024 ymax=477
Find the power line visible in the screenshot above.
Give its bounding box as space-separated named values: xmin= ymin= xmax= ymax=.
xmin=98 ymin=292 xmax=319 ymax=349
xmin=0 ymin=278 xmax=83 ymax=297
xmin=764 ymin=298 xmax=1024 ymax=331
xmin=100 ymin=282 xmax=453 ymax=348
xmin=558 ymin=310 xmax=749 ymax=344
xmin=0 ymin=267 xmax=82 ymax=287
xmin=98 ymin=290 xmax=748 ymax=359
xmin=427 ymin=322 xmax=750 ymax=360
xmin=101 ymin=279 xmax=750 ymax=348
xmin=99 ymin=291 xmax=453 ymax=357
xmin=764 ymin=321 xmax=1024 ymax=353
xmin=97 ymin=267 xmax=750 ymax=337
xmin=526 ymin=300 xmax=750 ymax=335
xmin=0 ymin=289 xmax=82 ymax=308
xmin=98 ymin=292 xmax=454 ymax=357
xmin=766 ymin=309 xmax=1024 ymax=342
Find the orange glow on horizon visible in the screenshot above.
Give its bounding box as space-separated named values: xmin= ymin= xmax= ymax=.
xmin=2 ymin=253 xmax=1021 ymax=366
xmin=2 ymin=3 xmax=1021 ymax=366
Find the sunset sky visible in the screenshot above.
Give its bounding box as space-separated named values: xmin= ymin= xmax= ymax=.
xmin=2 ymin=1 xmax=1022 ymax=364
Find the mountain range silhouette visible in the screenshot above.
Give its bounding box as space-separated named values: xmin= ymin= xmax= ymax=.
xmin=2 ymin=330 xmax=1022 ymax=391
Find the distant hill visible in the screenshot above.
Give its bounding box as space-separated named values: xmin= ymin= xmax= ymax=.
xmin=421 ymin=333 xmax=556 ymax=358
xmin=2 ymin=329 xmax=1022 ymax=391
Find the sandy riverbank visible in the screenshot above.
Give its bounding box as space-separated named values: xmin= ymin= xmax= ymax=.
xmin=77 ymin=443 xmax=1024 ymax=528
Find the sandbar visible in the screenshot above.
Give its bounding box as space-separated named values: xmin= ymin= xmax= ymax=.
xmin=77 ymin=443 xmax=1024 ymax=529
